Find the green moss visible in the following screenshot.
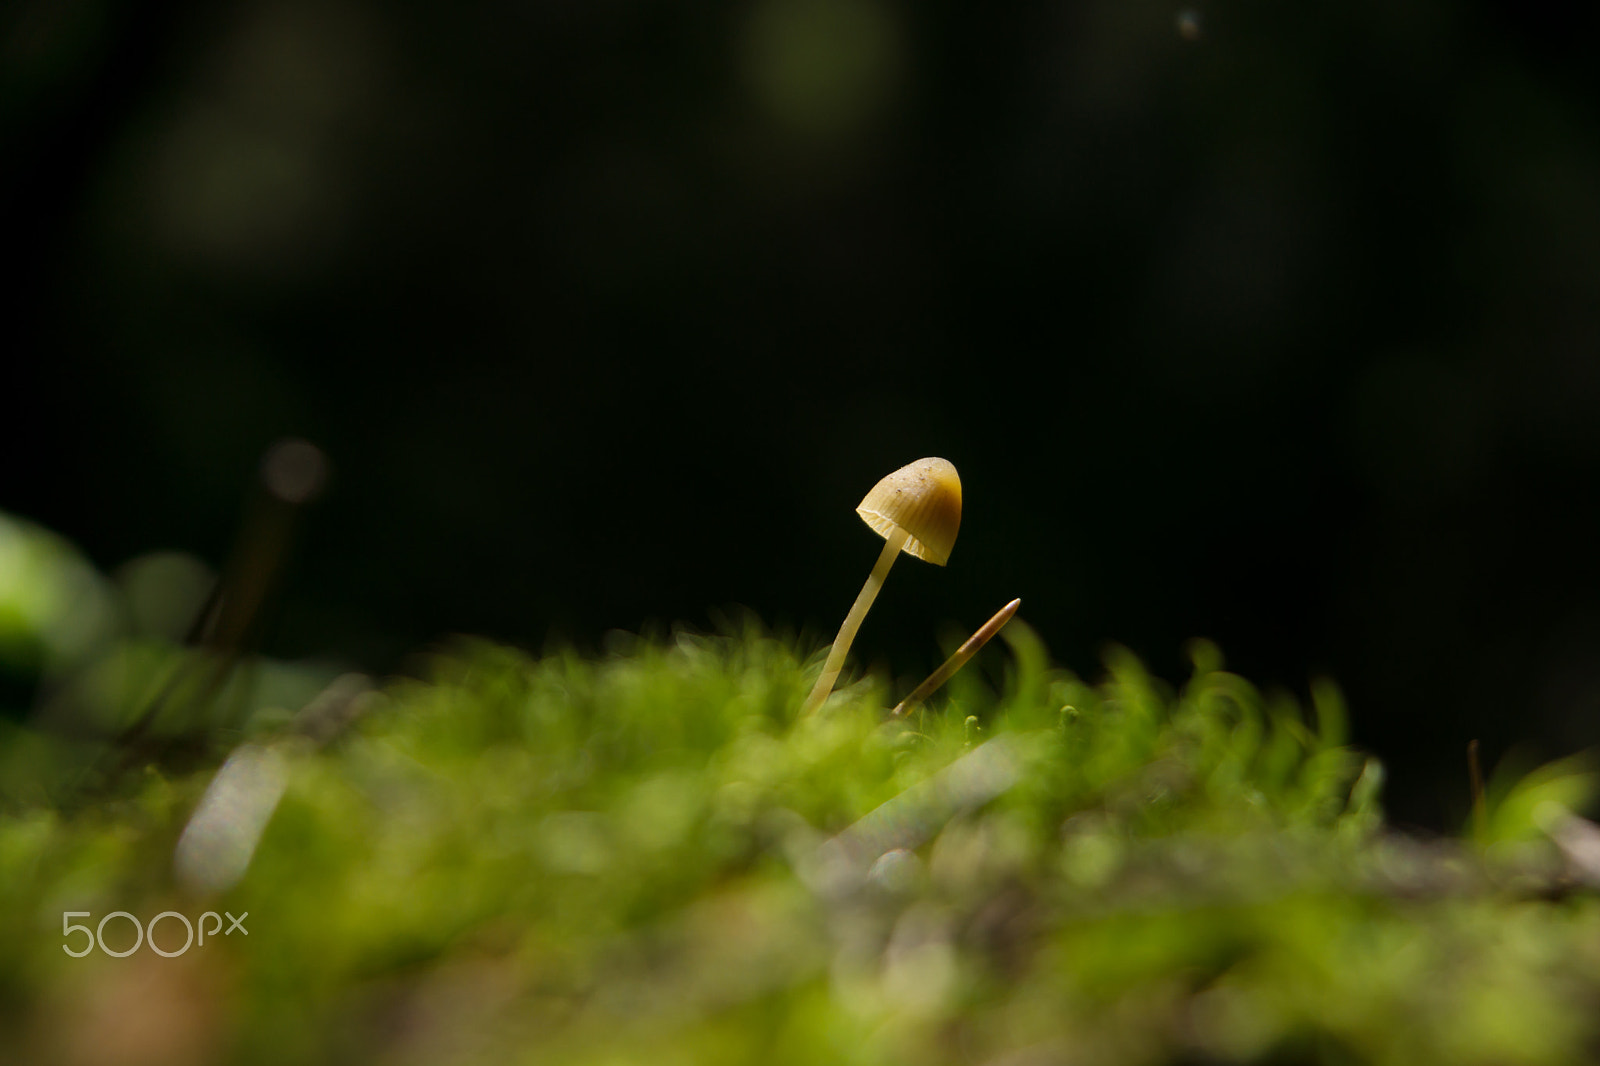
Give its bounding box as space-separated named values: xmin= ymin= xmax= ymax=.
xmin=1 ymin=627 xmax=1597 ymax=1065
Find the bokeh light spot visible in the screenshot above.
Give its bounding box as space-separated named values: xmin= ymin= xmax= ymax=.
xmin=741 ymin=0 xmax=904 ymax=138
xmin=261 ymin=437 xmax=328 ymax=504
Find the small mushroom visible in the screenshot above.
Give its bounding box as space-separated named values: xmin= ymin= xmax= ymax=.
xmin=801 ymin=457 xmax=963 ymax=715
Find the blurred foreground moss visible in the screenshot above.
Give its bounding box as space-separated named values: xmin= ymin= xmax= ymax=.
xmin=2 ymin=627 xmax=1600 ymax=1065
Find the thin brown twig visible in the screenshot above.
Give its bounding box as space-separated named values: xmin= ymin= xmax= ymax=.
xmin=891 ymin=598 xmax=1021 ymax=717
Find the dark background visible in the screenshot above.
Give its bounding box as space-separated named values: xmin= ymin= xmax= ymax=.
xmin=5 ymin=0 xmax=1599 ymax=827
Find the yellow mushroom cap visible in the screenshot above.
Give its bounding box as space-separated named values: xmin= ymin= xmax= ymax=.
xmin=856 ymin=457 xmax=963 ymax=566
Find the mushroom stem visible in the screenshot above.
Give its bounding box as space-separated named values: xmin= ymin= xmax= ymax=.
xmin=891 ymin=598 xmax=1021 ymax=717
xmin=802 ymin=527 xmax=910 ymax=716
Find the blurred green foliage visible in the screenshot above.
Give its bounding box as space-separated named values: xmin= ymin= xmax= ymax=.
xmin=3 ymin=582 xmax=1599 ymax=1063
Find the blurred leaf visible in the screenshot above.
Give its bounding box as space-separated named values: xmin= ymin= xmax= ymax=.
xmin=1480 ymin=751 xmax=1599 ymax=845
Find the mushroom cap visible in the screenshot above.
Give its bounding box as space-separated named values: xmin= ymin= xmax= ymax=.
xmin=856 ymin=457 xmax=963 ymax=566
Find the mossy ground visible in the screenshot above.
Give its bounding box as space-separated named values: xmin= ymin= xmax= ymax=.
xmin=4 ymin=618 xmax=1600 ymax=1065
